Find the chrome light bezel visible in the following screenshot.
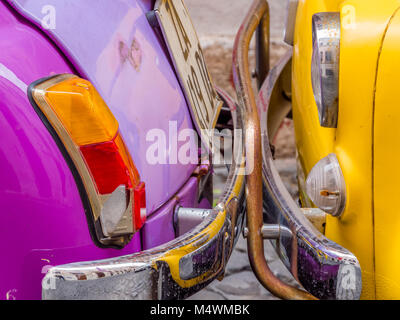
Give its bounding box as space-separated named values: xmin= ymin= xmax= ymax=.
xmin=311 ymin=12 xmax=341 ymax=128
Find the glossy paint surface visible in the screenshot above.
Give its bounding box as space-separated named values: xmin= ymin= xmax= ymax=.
xmin=293 ymin=0 xmax=400 ymax=299
xmin=0 ymin=1 xmax=145 ymax=300
xmin=373 ymin=8 xmax=400 ymax=299
xmin=0 ymin=0 xmax=202 ymax=300
xmin=142 ymin=177 xmax=210 ymax=250
xmin=8 ymin=0 xmax=197 ymax=215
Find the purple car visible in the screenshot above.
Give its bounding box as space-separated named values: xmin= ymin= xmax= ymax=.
xmin=0 ymin=0 xmax=245 ymax=300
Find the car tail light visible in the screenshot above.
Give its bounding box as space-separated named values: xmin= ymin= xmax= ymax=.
xmin=305 ymin=153 xmax=346 ymax=217
xmin=134 ymin=182 xmax=146 ymax=230
xmin=311 ymin=12 xmax=341 ymax=128
xmin=29 ymin=74 xmax=146 ymax=247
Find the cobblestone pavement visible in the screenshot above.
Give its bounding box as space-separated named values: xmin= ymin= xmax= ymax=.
xmin=186 ymin=0 xmax=300 ymax=300
xmin=188 ymin=237 xmax=289 ymax=300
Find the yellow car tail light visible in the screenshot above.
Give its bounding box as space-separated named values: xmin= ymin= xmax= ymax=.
xmin=29 ymin=74 xmax=146 ymax=247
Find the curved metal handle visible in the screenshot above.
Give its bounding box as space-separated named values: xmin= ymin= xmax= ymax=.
xmin=232 ymin=0 xmax=316 ymax=300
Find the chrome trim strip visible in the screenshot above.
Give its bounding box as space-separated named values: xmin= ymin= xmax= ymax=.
xmin=258 ymin=51 xmax=362 ymax=300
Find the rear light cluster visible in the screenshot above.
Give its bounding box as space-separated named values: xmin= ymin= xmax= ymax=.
xmin=29 ymin=74 xmax=146 ymax=247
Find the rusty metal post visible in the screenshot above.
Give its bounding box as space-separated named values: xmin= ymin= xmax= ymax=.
xmin=232 ymin=0 xmax=316 ymax=300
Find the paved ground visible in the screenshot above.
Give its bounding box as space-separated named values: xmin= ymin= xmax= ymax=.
xmin=186 ymin=0 xmax=287 ymax=46
xmin=189 ymin=159 xmax=299 ymax=301
xmin=186 ymin=1 xmax=300 ymax=300
xmin=188 ymin=235 xmax=300 ymax=300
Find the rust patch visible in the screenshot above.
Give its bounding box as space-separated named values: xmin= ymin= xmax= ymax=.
xmin=119 ymin=38 xmax=142 ymax=72
xmin=129 ymin=38 xmax=142 ymax=72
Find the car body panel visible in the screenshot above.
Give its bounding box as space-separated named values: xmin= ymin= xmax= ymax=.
xmin=7 ymin=0 xmax=197 ymax=215
xmin=142 ymin=176 xmax=210 ymax=250
xmin=0 ymin=0 xmax=213 ymax=300
xmin=373 ymin=7 xmax=400 ymax=299
xmin=293 ymin=0 xmax=400 ymax=299
xmin=0 ymin=1 xmax=144 ymax=300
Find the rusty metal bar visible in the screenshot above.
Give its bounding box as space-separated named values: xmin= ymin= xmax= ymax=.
xmin=232 ymin=0 xmax=316 ymax=300
xmin=255 ymin=5 xmax=270 ymax=89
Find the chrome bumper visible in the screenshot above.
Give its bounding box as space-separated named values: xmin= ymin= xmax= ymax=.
xmin=42 ymin=91 xmax=245 ymax=300
xmin=258 ymin=51 xmax=362 ymax=300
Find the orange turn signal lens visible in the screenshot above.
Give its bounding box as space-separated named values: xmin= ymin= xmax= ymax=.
xmin=44 ymin=77 xmax=119 ymax=146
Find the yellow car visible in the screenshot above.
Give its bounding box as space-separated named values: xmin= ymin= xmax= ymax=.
xmin=234 ymin=0 xmax=400 ymax=300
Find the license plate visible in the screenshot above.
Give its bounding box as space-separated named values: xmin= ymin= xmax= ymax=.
xmin=154 ymin=0 xmax=223 ymax=148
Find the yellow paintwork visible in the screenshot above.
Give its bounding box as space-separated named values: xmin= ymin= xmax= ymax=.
xmin=157 ymin=210 xmax=227 ymax=288
xmin=373 ymin=8 xmax=400 ymax=299
xmin=154 ymin=165 xmax=245 ymax=288
xmin=293 ymin=0 xmax=400 ymax=299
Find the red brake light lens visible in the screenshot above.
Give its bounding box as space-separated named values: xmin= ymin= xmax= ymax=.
xmin=134 ymin=182 xmax=147 ymax=230
xmin=80 ymin=134 xmax=139 ymax=195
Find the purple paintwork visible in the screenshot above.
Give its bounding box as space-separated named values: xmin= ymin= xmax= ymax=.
xmin=8 ymin=0 xmax=197 ymax=215
xmin=297 ymin=247 xmax=339 ymax=300
xmin=142 ymin=177 xmax=210 ymax=250
xmin=0 ymin=0 xmax=205 ymax=300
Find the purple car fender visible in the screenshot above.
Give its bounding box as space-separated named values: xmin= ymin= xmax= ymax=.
xmin=0 ymin=0 xmax=210 ymax=300
xmin=0 ymin=0 xmax=149 ymax=300
xmin=7 ymin=0 xmax=198 ymax=215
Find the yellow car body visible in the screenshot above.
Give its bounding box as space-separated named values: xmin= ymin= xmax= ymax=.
xmin=293 ymin=0 xmax=400 ymax=299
